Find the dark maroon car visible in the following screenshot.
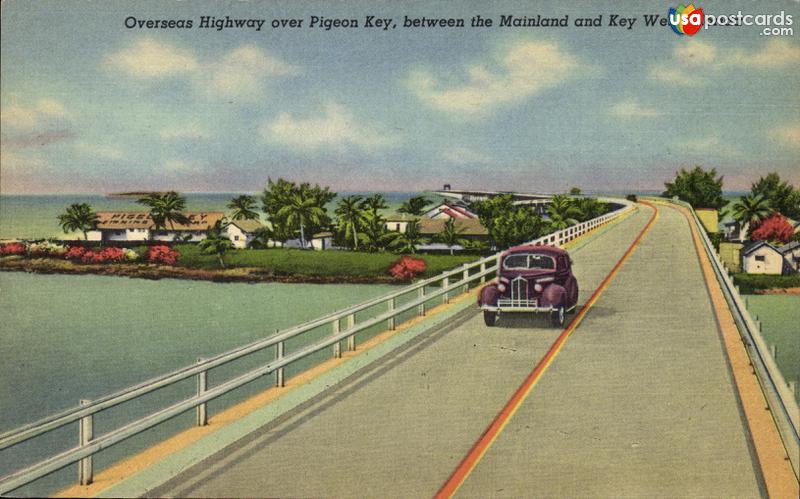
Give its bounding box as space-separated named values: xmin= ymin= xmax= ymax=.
xmin=478 ymin=244 xmax=579 ymax=328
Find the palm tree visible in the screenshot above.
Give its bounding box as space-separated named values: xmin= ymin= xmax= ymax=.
xmin=436 ymin=218 xmax=468 ymax=255
xmin=57 ymin=203 xmax=99 ymax=240
xmin=547 ymin=194 xmax=581 ymax=231
xmin=277 ymin=193 xmax=326 ymax=248
xmin=137 ymin=191 xmax=191 ymax=238
xmin=359 ymin=211 xmax=396 ymax=252
xmin=398 ymin=196 xmax=431 ymax=217
xmin=227 ymin=195 xmax=259 ymax=221
xmin=335 ymin=195 xmax=367 ymax=250
xmin=730 ymin=194 xmax=772 ymax=241
xmin=547 ymin=213 xmax=579 ymax=231
xmin=198 ymin=220 xmax=234 ymax=268
xmin=361 ymin=193 xmax=388 ymax=215
xmin=391 ymin=220 xmax=427 ymax=254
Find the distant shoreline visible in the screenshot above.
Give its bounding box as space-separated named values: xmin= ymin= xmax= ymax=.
xmin=0 ymin=258 xmax=403 ymax=285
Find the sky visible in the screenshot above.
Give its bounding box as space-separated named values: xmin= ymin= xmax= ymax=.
xmin=1 ymin=0 xmax=798 ymax=194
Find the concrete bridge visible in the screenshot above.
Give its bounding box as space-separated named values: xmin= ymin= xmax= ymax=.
xmin=435 ymin=188 xmax=554 ymax=213
xmin=2 ymin=200 xmax=798 ymax=498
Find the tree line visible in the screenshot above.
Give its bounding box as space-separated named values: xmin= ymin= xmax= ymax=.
xmin=662 ymin=166 xmax=800 ymax=244
xmin=470 ymin=192 xmax=609 ymax=249
xmin=56 ymin=179 xmax=613 ymax=255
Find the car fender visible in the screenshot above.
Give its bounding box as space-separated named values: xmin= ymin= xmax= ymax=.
xmin=478 ymin=284 xmax=500 ymax=307
xmin=541 ymin=283 xmax=566 ymax=307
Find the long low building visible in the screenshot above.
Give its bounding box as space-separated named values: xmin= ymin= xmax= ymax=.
xmin=86 ymin=211 xmax=227 ymax=243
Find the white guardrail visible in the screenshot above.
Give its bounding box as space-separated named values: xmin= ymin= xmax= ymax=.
xmin=0 ymin=198 xmax=634 ymax=494
xmin=666 ymin=198 xmax=800 ymax=478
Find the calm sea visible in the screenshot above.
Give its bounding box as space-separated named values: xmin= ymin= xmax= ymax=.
xmin=0 ymin=192 xmax=440 ymax=240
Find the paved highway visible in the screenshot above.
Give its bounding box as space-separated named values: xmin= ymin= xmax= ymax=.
xmin=149 ymin=204 xmax=762 ymax=498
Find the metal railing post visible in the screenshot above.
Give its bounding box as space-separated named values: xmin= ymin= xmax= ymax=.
xmin=78 ymin=399 xmax=93 ymax=486
xmin=332 ymin=319 xmax=341 ymax=358
xmin=276 ymin=341 xmax=285 ymax=387
xmin=346 ymin=313 xmax=356 ymax=351
xmin=418 ymin=287 xmax=426 ymax=316
xmin=442 ymin=277 xmax=450 ymax=304
xmin=480 ymin=262 xmax=486 ymax=283
xmin=196 ymin=358 xmax=208 ymax=426
xmin=387 ymin=298 xmax=396 ymax=331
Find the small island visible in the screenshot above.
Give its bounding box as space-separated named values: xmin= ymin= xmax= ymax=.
xmin=1 ymin=179 xmax=616 ymax=284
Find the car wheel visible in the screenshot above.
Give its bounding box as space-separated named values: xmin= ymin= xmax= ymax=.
xmin=483 ymin=310 xmax=498 ymax=327
xmin=550 ymin=304 xmax=565 ymax=328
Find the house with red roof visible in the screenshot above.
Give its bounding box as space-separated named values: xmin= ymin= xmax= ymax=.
xmin=423 ymin=202 xmax=478 ymax=220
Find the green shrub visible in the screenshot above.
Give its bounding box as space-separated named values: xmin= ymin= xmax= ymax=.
xmin=174 ymin=245 xmax=476 ymax=278
xmin=732 ymin=273 xmax=800 ymax=294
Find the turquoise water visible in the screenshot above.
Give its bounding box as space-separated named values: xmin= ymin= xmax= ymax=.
xmin=0 ymin=272 xmax=395 ymax=495
xmin=0 ymin=192 xmax=442 ymax=240
xmin=746 ymin=295 xmax=800 ymax=403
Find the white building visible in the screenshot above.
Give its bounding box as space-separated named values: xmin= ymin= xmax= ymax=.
xmin=226 ymin=219 xmax=263 ymax=249
xmin=741 ymin=241 xmax=785 ymax=274
xmin=86 ymin=211 xmax=225 ymax=243
xmin=384 ymin=215 xmax=416 ymax=234
xmin=285 ymin=231 xmax=334 ymax=250
xmin=778 ymin=241 xmax=800 ymax=273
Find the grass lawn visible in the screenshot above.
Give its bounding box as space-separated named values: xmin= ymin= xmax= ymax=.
xmin=174 ymin=245 xmax=480 ymax=278
xmin=746 ymin=295 xmax=799 ymax=402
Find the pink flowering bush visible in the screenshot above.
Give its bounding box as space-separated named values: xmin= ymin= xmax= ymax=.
xmin=146 ymin=245 xmax=180 ymax=265
xmin=64 ymin=246 xmax=87 ymax=260
xmin=0 ymin=242 xmax=27 ymax=256
xmin=387 ymin=256 xmax=427 ymax=280
xmin=80 ymin=247 xmax=126 ymax=264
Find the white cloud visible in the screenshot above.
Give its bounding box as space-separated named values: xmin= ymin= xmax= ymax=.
xmin=1 ymin=99 xmax=69 ymax=131
xmin=263 ymin=102 xmax=398 ymax=151
xmin=441 ymin=147 xmax=492 ymax=164
xmin=408 ymin=40 xmax=580 ymax=115
xmin=683 ymin=134 xmax=741 ymax=157
xmin=35 ymin=98 xmax=69 ymax=118
xmin=159 ymin=123 xmax=210 ymax=140
xmin=650 ymin=39 xmax=800 ymax=86
xmin=105 ymin=38 xmax=198 ymax=78
xmin=610 ymin=99 xmax=662 ymax=119
xmin=770 ymin=124 xmax=800 ymax=148
xmin=106 ymin=40 xmax=295 ymax=101
xmin=736 ymin=39 xmax=800 ymax=69
xmin=204 ymin=45 xmax=297 ymax=101
xmin=74 ymin=142 xmax=124 ymax=160
xmin=648 ymin=40 xmax=718 ymax=86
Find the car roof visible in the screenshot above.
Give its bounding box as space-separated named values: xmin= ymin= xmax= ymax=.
xmin=504 ymin=244 xmax=569 ymax=257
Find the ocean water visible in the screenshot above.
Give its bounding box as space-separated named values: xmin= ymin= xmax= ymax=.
xmin=0 ymin=192 xmax=442 ymax=240
xmin=0 ymin=272 xmax=396 ymax=496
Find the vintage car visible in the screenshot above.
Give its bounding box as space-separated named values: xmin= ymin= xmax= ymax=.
xmin=478 ymin=244 xmax=579 ymax=328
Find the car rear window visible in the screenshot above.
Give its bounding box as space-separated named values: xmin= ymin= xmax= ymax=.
xmin=503 ymin=253 xmax=555 ymax=270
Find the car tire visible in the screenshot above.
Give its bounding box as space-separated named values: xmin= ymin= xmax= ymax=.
xmin=483 ymin=310 xmax=498 ymax=327
xmin=550 ymin=304 xmax=565 ymax=328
